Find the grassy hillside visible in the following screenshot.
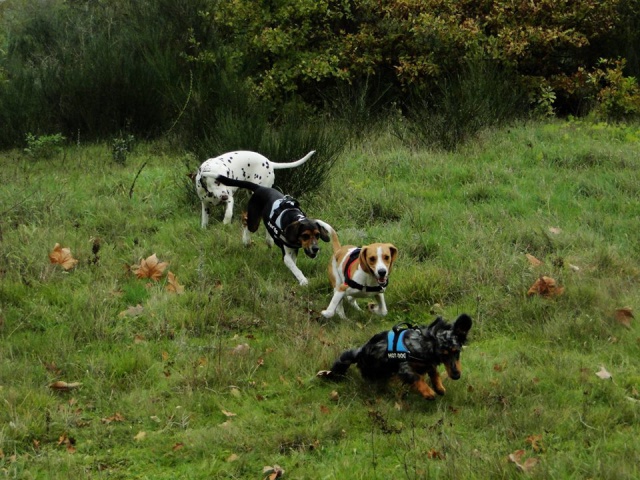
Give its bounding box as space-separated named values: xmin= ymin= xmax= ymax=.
xmin=1 ymin=121 xmax=639 ymax=479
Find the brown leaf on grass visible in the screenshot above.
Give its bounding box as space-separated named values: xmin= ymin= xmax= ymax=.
xmin=132 ymin=253 xmax=168 ymax=281
xmin=329 ymin=390 xmax=339 ymax=402
xmin=58 ymin=434 xmax=76 ymax=453
xmin=427 ymin=448 xmax=445 ymax=460
xmin=319 ymin=405 xmax=330 ymax=414
xmin=614 ymin=307 xmax=634 ymax=328
xmin=49 ymin=381 xmax=82 ymax=391
xmin=119 ymin=304 xmax=144 ymax=318
xmin=526 ymin=434 xmax=544 ymax=453
xmin=43 ymin=361 xmax=62 ymax=375
xmin=172 ymin=442 xmax=184 ymax=451
xmin=49 ymin=243 xmax=79 ymax=270
xmin=221 ymin=409 xmax=237 ymax=417
xmin=226 ymin=453 xmax=239 ymax=462
xmin=263 ymin=465 xmax=285 ymax=480
xmin=595 ymin=366 xmax=612 ymax=380
xmin=508 ymin=449 xmax=539 ymax=473
xmin=527 ymin=276 xmax=564 ymax=297
xmin=548 ymin=226 xmax=562 ymax=235
xmin=101 ymin=413 xmax=125 ymax=424
xmin=166 ymin=271 xmax=185 ymax=294
xmin=525 ymin=254 xmax=543 ymax=267
xmin=133 ymin=431 xmax=146 ymax=442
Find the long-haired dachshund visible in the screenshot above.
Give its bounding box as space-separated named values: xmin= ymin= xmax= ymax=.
xmin=215 ymin=175 xmax=332 ymax=286
xmin=320 ymin=314 xmax=472 ymax=400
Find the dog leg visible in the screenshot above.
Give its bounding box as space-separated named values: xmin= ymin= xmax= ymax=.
xmin=412 ymin=377 xmax=437 ymax=400
xmin=265 ymin=230 xmax=274 ymax=247
xmin=368 ymin=293 xmax=388 ymax=316
xmin=322 ymin=290 xmax=346 ymax=318
xmin=222 ymin=196 xmax=234 ymax=225
xmin=427 ymin=366 xmax=446 ymax=395
xmin=346 ymin=296 xmax=361 ymax=311
xmin=201 ymin=203 xmax=209 ymax=229
xmin=283 ymin=248 xmax=308 ymax=286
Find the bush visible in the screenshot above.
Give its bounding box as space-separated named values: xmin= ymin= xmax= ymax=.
xmin=24 ymin=133 xmax=66 ymax=159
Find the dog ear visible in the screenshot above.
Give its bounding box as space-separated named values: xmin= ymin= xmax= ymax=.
xmin=359 ymin=246 xmax=375 ymax=275
xmin=427 ymin=316 xmax=446 ymax=332
xmin=283 ymin=221 xmax=302 ymax=245
xmin=316 ymin=221 xmax=331 ymax=242
xmin=453 ymin=314 xmax=472 ymax=341
xmin=388 ymin=244 xmax=398 ymax=266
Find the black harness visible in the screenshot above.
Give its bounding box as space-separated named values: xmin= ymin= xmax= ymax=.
xmin=265 ymin=196 xmax=305 ymax=249
xmin=343 ymin=248 xmax=388 ymax=292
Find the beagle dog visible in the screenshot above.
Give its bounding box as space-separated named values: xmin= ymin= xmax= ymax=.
xmin=321 ymin=228 xmax=398 ymax=319
xmin=196 ymin=150 xmax=315 ymax=227
xmin=215 ymin=175 xmax=332 ymax=286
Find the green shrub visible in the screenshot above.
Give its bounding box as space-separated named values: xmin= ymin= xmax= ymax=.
xmin=23 ymin=133 xmax=66 ymax=159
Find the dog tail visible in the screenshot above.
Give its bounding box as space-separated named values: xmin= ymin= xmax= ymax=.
xmin=214 ymin=175 xmax=260 ymax=192
xmin=270 ymin=150 xmax=315 ymax=169
xmin=315 ymin=220 xmax=341 ymax=253
xmin=329 ymin=347 xmax=361 ymax=376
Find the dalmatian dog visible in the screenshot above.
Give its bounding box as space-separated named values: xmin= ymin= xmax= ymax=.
xmin=195 ymin=150 xmax=315 ymax=227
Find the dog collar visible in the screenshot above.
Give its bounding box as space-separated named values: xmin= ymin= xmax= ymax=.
xmin=343 ymin=248 xmax=388 ymax=292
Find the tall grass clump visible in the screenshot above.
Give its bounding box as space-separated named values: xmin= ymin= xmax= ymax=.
xmin=402 ymin=59 xmax=527 ymax=150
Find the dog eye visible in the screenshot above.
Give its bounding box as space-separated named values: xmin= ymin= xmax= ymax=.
xmin=301 ymin=233 xmax=310 ymax=241
xmin=368 ymin=256 xmax=376 ymax=263
xmin=383 ymin=255 xmax=390 ymax=261
xmin=214 ymin=181 xmax=220 ymax=186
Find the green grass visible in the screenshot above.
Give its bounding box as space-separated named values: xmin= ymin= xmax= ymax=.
xmin=1 ymin=121 xmax=640 ymax=479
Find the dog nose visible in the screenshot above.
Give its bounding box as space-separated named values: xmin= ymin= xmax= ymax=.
xmin=220 ymin=194 xmax=228 ymax=202
xmin=377 ymin=268 xmax=387 ymax=278
xmin=450 ymin=371 xmax=460 ymax=380
xmin=311 ymin=245 xmax=320 ymax=254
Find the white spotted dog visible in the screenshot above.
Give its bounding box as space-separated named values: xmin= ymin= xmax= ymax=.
xmin=321 ymin=228 xmax=398 ymax=319
xmin=195 ymin=150 xmax=315 ymax=227
xmin=215 ymin=175 xmax=333 ymax=286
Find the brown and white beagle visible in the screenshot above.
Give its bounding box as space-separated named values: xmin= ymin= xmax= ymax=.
xmin=321 ymin=228 xmax=398 ymax=319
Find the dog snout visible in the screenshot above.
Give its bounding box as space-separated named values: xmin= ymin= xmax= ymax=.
xmin=220 ymin=194 xmax=229 ymax=202
xmin=449 ymin=371 xmax=461 ymax=380
xmin=377 ymin=268 xmax=387 ymax=279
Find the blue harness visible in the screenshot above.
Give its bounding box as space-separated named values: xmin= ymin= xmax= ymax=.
xmin=386 ymin=323 xmax=414 ymax=361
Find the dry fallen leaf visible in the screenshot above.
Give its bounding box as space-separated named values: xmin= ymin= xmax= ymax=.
xmin=548 ymin=226 xmax=562 ymax=235
xmin=231 ymin=344 xmax=250 ymax=355
xmin=226 ymin=453 xmax=239 ymax=462
xmin=49 ymin=381 xmax=82 ymax=391
xmin=525 ymin=254 xmax=543 ymax=267
xmin=508 ymin=449 xmax=539 ymax=473
xmin=526 ymin=434 xmax=544 ymax=453
xmin=263 ymin=465 xmax=285 ymax=480
xmin=166 ymin=271 xmax=185 ymax=294
xmin=132 ymin=253 xmax=168 ymax=281
xmin=595 ymin=366 xmax=612 ymax=380
xmin=316 ymin=370 xmax=333 ymax=378
xmin=172 ymin=442 xmax=184 ymax=451
xmin=49 ymin=243 xmax=79 ymax=271
xmin=329 ymin=390 xmax=339 ymax=402
xmin=133 ymin=431 xmax=146 ymax=442
xmin=527 ymin=276 xmax=565 ymax=297
xmin=221 ymin=409 xmax=237 ymax=417
xmin=614 ymin=307 xmax=634 ymax=328
xmin=101 ymin=413 xmax=125 ymax=424
xmin=119 ymin=304 xmax=144 ymax=318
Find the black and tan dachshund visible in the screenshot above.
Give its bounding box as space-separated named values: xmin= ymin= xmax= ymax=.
xmin=215 ymin=175 xmax=332 ymax=286
xmin=321 ymin=314 xmax=472 ymax=400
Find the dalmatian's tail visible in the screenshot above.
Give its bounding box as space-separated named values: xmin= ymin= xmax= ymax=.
xmin=270 ymin=150 xmax=316 ymax=169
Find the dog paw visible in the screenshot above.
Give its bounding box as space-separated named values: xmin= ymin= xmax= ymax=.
xmin=321 ymin=310 xmax=334 ymax=318
xmin=299 ymin=278 xmax=309 ymax=286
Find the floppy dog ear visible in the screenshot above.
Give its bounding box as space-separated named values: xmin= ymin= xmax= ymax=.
xmin=316 ymin=222 xmax=331 ymax=242
xmin=359 ymin=246 xmax=375 ymax=275
xmin=283 ymin=221 xmax=302 ymax=245
xmin=453 ymin=314 xmax=472 ymax=342
xmin=388 ymin=244 xmax=398 ymax=266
